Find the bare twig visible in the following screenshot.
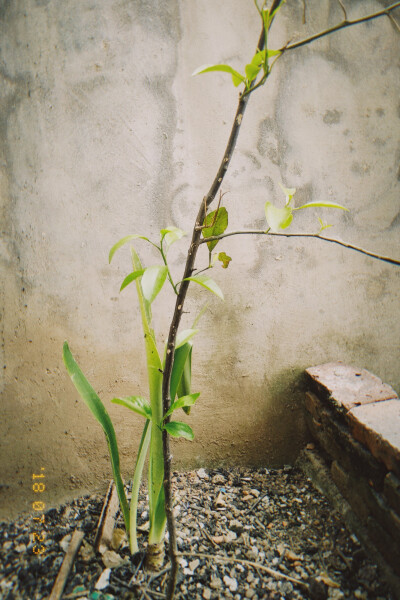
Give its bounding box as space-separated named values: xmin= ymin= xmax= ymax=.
xmin=388 ymin=11 xmax=400 ymax=31
xmin=199 ymin=230 xmax=400 ymax=266
xmin=337 ymin=0 xmax=347 ymax=22
xmin=48 ymin=530 xmax=85 ymax=600
xmin=177 ymin=551 xmax=309 ymax=591
xmin=94 ymin=480 xmax=120 ymax=554
xmin=280 ymin=2 xmax=400 ymax=52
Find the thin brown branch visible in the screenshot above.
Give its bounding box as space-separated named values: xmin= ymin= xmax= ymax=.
xmin=388 ymin=11 xmax=400 ymax=31
xmin=177 ymin=551 xmax=309 ymax=591
xmin=161 ymin=21 xmax=268 ymax=600
xmin=199 ymin=230 xmax=400 ymax=266
xmin=281 ymin=2 xmax=400 ymax=52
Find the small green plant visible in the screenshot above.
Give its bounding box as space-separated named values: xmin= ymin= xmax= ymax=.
xmin=63 ymin=1 xmax=400 ymax=597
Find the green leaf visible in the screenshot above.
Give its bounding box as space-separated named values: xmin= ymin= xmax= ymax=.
xmin=278 ymin=182 xmax=296 ymax=205
xmin=160 ymin=226 xmax=186 ymax=249
xmin=251 ymin=49 xmax=266 ymax=66
xmin=202 ymin=206 xmax=229 ymax=251
xmin=120 ymin=269 xmax=145 ymax=292
xmin=170 ymin=342 xmax=192 ymax=402
xmin=184 ymin=274 xmax=224 ymax=301
xmin=192 ymin=64 xmax=245 ymax=87
xmin=109 ymin=234 xmax=151 ymax=263
xmin=294 ymin=201 xmax=349 ymax=211
xmin=164 ymin=421 xmax=194 ymax=441
xmin=141 ymin=265 xmax=168 ymax=304
xmin=217 ymin=251 xmax=232 ymax=269
xmin=176 ymin=345 xmax=193 ymax=415
xmin=62 ymin=342 xmax=130 ymax=533
xmin=175 ymin=328 xmax=198 ymax=350
xmin=245 ymin=62 xmax=261 ymax=83
xmin=267 ymin=49 xmax=282 ymax=58
xmin=129 ymin=420 xmax=150 ymax=553
xmin=111 ymin=396 xmax=152 ymax=420
xmin=164 ymin=393 xmax=200 ymax=420
xmin=265 ymin=202 xmax=293 ymax=232
xmin=318 ymin=217 xmax=333 ymax=233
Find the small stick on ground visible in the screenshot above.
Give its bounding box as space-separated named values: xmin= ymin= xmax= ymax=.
xmin=177 ymin=551 xmax=309 ymax=591
xmin=94 ymin=480 xmax=120 ymax=554
xmin=48 ymin=530 xmax=85 ymax=600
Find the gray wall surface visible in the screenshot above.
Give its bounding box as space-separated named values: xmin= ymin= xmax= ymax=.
xmin=1 ymin=0 xmax=399 ymax=518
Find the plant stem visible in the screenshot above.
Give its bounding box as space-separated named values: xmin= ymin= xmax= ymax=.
xmin=161 ymin=21 xmax=269 ymax=600
xmin=280 ymin=2 xmax=400 ymax=53
xmin=199 ymin=230 xmax=400 ymax=266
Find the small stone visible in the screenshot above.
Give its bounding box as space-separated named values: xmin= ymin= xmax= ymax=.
xmin=60 ymin=533 xmax=72 ymax=552
xmin=229 ymin=519 xmax=244 ymax=533
xmin=79 ymin=539 xmax=95 ymax=562
xmin=203 ymin=588 xmax=212 ymax=600
xmin=111 ymin=528 xmax=127 ymax=550
xmin=210 ymin=576 xmax=223 ymax=590
xmin=224 ymin=530 xmax=237 ymax=543
xmin=197 ymin=468 xmax=208 ymax=480
xmin=15 ymin=543 xmax=26 ymax=553
xmin=223 ymin=575 xmax=238 ymax=592
xmin=189 ymin=559 xmax=200 ymax=571
xmin=245 ymin=589 xmax=256 ymax=599
xmin=212 ymin=474 xmax=226 ymax=485
xmin=101 ymin=550 xmax=126 ymax=569
xmin=95 ymin=568 xmax=111 ymax=590
xmin=3 ymin=541 xmax=13 ymax=551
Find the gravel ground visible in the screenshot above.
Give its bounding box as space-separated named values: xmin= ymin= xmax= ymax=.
xmin=0 ymin=466 xmax=394 ymax=600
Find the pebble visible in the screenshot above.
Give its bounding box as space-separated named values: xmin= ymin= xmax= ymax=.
xmin=223 ymin=575 xmax=238 ymax=592
xmin=196 ymin=468 xmax=208 ymax=479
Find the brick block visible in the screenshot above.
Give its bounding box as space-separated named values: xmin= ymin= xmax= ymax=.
xmin=366 ymin=516 xmax=400 ymax=576
xmin=304 ymin=398 xmax=386 ymax=488
xmin=347 ymin=399 xmax=400 ymax=476
xmin=305 ymin=363 xmax=397 ymax=412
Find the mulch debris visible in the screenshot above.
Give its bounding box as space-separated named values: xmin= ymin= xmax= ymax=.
xmin=0 ymin=466 xmax=393 ymax=599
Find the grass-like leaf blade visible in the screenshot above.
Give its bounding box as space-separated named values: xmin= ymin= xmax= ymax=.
xmin=62 ymin=342 xmax=130 ymax=532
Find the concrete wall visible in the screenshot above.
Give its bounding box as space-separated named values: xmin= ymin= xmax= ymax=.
xmin=1 ymin=0 xmax=399 ymax=519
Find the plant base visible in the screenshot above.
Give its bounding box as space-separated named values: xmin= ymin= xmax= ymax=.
xmin=145 ymin=542 xmax=165 ymax=571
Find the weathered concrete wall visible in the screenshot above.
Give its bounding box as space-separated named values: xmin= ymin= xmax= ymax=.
xmin=1 ymin=0 xmax=399 ymax=518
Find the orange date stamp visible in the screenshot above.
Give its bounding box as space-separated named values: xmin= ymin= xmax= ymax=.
xmin=31 ymin=468 xmax=46 ymax=555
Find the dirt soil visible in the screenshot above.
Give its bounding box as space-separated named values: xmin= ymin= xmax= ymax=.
xmin=0 ymin=466 xmax=394 ymax=600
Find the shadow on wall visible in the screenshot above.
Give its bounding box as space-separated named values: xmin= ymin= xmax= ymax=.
xmin=171 ymin=367 xmax=309 ymax=470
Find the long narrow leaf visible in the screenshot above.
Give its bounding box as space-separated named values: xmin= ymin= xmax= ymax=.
xmin=109 ymin=234 xmax=151 ymax=263
xmin=192 ymin=63 xmax=245 ymax=87
xmin=129 ymin=420 xmax=151 ymax=553
xmin=177 ymin=345 xmax=193 ymax=415
xmin=294 ymin=201 xmax=349 ymax=211
xmin=111 ymin=396 xmax=152 ymax=420
xmin=131 ymin=248 xmax=164 ymax=540
xmin=170 ymin=342 xmax=192 ymax=402
xmin=62 ymin=342 xmax=130 ymax=533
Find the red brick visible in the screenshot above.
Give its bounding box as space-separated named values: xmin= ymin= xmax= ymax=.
xmin=347 ymin=399 xmax=400 ymax=475
xmin=305 ymin=363 xmax=397 ymax=412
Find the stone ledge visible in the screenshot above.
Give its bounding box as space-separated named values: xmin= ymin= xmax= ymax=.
xmin=305 ymin=362 xmax=397 ymax=412
xmin=303 ymin=363 xmax=400 ymax=591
